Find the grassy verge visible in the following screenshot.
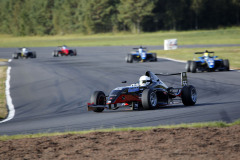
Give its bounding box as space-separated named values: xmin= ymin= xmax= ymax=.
xmin=0 ymin=27 xmax=240 ymax=47
xmin=152 ymin=47 xmax=240 ymax=69
xmin=0 ymin=63 xmax=7 ymax=119
xmin=0 ymin=119 xmax=239 ymax=141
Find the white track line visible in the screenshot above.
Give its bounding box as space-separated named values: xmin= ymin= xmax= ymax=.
xmin=158 ymin=57 xmax=186 ymax=63
xmin=0 ymin=63 xmax=15 ymax=123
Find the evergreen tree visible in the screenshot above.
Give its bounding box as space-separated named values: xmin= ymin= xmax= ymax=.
xmin=118 ymin=0 xmax=155 ymax=33
xmin=191 ymin=0 xmax=205 ymax=29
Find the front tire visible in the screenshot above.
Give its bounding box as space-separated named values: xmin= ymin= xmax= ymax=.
xmin=127 ymin=54 xmax=133 ymax=63
xmin=12 ymin=52 xmax=18 ymax=59
xmin=52 ymin=51 xmax=57 ymax=57
xmin=142 ymin=89 xmax=158 ymax=110
xmin=69 ymin=50 xmax=74 ymax=56
xmin=181 ymin=85 xmax=197 ymax=106
xmin=74 ymin=49 xmax=77 ymax=56
xmin=90 ymin=91 xmax=106 ymax=112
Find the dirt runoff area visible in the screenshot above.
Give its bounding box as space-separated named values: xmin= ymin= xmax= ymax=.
xmin=0 ymin=125 xmax=240 ymax=160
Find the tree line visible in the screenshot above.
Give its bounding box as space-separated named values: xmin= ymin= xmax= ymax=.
xmin=0 ymin=0 xmax=240 ymax=36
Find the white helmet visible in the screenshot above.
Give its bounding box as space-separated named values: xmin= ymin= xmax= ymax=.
xmin=139 ymin=75 xmax=150 ymax=87
xmin=22 ymin=48 xmax=27 ymax=53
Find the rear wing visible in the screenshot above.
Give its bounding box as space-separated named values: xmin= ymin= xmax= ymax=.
xmin=133 ymin=47 xmax=147 ymax=50
xmin=194 ymin=51 xmax=215 ymax=60
xmin=155 ymin=72 xmax=188 ymax=86
xmin=194 ymin=51 xmax=214 ymax=54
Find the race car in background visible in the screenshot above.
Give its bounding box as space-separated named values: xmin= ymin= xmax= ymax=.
xmin=52 ymin=45 xmax=77 ymax=57
xmin=87 ymin=71 xmax=197 ymax=112
xmin=185 ymin=51 xmax=230 ymax=73
xmin=12 ymin=48 xmax=37 ymax=59
xmin=125 ymin=46 xmax=157 ymax=63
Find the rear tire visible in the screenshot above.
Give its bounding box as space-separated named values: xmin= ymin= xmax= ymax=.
xmin=223 ymin=59 xmax=229 ymax=71
xmin=90 ymin=91 xmax=105 ymax=112
xmin=181 ymin=85 xmax=197 ymax=106
xmin=190 ymin=61 xmax=197 ymax=73
xmin=142 ymin=89 xmax=158 ymax=110
xmin=185 ymin=60 xmax=191 ymax=72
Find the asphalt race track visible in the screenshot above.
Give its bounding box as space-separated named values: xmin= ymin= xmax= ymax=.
xmin=0 ymin=45 xmax=240 ymax=135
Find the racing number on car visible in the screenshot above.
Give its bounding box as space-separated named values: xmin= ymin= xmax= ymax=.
xmin=181 ymin=72 xmax=188 ymax=86
xmin=182 ymin=80 xmax=188 ymax=86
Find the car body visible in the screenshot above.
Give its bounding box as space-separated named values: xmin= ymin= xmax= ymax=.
xmin=186 ymin=51 xmax=229 ymax=73
xmin=12 ymin=48 xmax=37 ymax=59
xmin=125 ymin=46 xmax=157 ymax=63
xmin=87 ymin=71 xmax=197 ymax=112
xmin=52 ymin=45 xmax=77 ymax=57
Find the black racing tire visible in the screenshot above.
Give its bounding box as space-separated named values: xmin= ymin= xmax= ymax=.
xmin=141 ymin=89 xmax=158 ymax=110
xmin=185 ymin=60 xmax=191 ymax=72
xmin=128 ymin=54 xmax=133 ymax=63
xmin=32 ymin=52 xmax=37 ymax=58
xmin=18 ymin=53 xmax=22 ymax=59
xmin=52 ymin=51 xmax=56 ymax=57
xmin=55 ymin=51 xmax=59 ymax=57
xmin=74 ymin=49 xmax=77 ymax=56
xmin=190 ymin=61 xmax=197 ymax=73
xmin=223 ymin=59 xmax=229 ymax=71
xmin=69 ymin=50 xmax=74 ymax=56
xmin=90 ymin=91 xmax=105 ymax=112
xmin=181 ymin=85 xmax=197 ymax=106
xmin=125 ymin=55 xmax=129 ymax=62
xmin=12 ymin=52 xmax=18 ymax=59
xmin=152 ymin=53 xmax=157 ymax=61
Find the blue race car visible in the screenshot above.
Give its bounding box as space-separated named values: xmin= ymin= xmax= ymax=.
xmin=125 ymin=46 xmax=157 ymax=63
xmin=185 ymin=50 xmax=230 ymax=73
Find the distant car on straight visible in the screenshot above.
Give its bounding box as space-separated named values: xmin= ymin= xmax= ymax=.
xmin=125 ymin=46 xmax=157 ymax=63
xmin=87 ymin=71 xmax=197 ymax=112
xmin=12 ymin=48 xmax=37 ymax=59
xmin=185 ymin=50 xmax=229 ymax=73
xmin=52 ymin=45 xmax=77 ymax=57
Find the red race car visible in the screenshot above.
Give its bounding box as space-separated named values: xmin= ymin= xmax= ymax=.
xmin=52 ymin=45 xmax=77 ymax=57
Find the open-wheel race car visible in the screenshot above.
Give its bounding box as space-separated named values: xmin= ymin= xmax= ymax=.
xmin=87 ymin=71 xmax=197 ymax=112
xmin=52 ymin=45 xmax=77 ymax=57
xmin=125 ymin=46 xmax=157 ymax=63
xmin=185 ymin=50 xmax=230 ymax=73
xmin=12 ymin=48 xmax=37 ymax=59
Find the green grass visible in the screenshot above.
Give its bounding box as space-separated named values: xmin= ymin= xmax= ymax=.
xmin=0 ymin=65 xmax=7 ymax=119
xmin=152 ymin=47 xmax=240 ymax=69
xmin=0 ymin=27 xmax=240 ymax=47
xmin=0 ymin=119 xmax=239 ymax=141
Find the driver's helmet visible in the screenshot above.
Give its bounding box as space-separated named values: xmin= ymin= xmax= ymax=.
xmin=139 ymin=75 xmax=150 ymax=87
xmin=62 ymin=46 xmax=66 ymax=49
xmin=22 ymin=48 xmax=27 ymax=54
xmin=204 ymin=52 xmax=209 ymax=57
